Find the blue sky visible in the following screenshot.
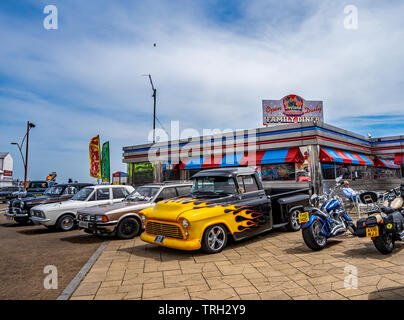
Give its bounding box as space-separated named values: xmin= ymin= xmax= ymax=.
xmin=0 ymin=0 xmax=403 ymax=182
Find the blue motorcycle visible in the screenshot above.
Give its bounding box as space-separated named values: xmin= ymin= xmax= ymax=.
xmin=299 ymin=177 xmax=356 ymax=251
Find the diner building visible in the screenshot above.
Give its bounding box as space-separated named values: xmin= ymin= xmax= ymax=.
xmin=122 ymin=122 xmax=404 ymax=194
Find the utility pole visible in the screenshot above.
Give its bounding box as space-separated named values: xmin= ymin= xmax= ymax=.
xmin=143 ymin=74 xmax=157 ymax=143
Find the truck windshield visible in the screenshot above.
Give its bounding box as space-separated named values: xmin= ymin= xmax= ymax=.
xmin=191 ymin=176 xmax=237 ymax=196
xmin=126 ymin=186 xmax=160 ymax=201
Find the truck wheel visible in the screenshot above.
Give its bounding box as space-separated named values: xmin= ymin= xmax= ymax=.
xmin=201 ymin=224 xmax=228 ymax=254
xmin=116 ymin=217 xmax=140 ymax=239
xmin=286 ymin=209 xmax=302 ymax=232
xmin=302 ymin=219 xmax=327 ymax=251
xmin=56 ymin=214 xmax=75 ymax=232
xmin=372 ymin=232 xmax=395 ymax=254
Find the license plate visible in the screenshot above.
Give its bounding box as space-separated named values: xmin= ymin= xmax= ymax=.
xmin=154 ymin=235 xmax=165 ymax=243
xmin=298 ymin=212 xmax=310 ymax=224
xmin=6 ymin=216 xmax=14 ymax=221
xmin=34 ymin=194 xmax=41 ymax=197
xmin=79 ymin=221 xmax=89 ymax=228
xmin=366 ymin=226 xmax=379 ymax=237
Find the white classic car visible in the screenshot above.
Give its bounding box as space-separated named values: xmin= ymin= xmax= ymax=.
xmin=30 ymin=185 xmax=134 ymax=231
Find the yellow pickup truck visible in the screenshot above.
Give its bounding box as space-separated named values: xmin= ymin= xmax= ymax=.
xmin=140 ymin=167 xmax=310 ymax=253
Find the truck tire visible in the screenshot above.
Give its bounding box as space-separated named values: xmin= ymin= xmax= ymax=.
xmin=286 ymin=208 xmax=302 ymax=232
xmin=56 ymin=214 xmax=75 ymax=232
xmin=201 ymin=224 xmax=228 ymax=254
xmin=372 ymin=233 xmax=395 ymax=254
xmin=302 ymin=219 xmax=327 ymax=251
xmin=116 ymin=217 xmax=140 ymax=239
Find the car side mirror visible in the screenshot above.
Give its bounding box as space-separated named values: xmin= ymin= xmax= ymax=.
xmin=154 ymin=197 xmax=164 ymax=203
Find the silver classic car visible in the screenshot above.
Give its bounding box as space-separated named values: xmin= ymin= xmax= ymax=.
xmin=76 ymin=182 xmax=192 ymax=239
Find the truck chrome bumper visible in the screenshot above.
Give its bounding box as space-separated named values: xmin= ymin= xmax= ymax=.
xmin=140 ymin=232 xmax=201 ymax=251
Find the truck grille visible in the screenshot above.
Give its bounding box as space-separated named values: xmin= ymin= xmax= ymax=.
xmin=146 ymin=221 xmax=184 ymax=239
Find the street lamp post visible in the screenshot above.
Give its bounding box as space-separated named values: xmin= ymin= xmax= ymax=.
xmin=11 ymin=121 xmax=36 ymax=189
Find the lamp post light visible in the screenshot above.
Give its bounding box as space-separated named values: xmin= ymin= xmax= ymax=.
xmin=10 ymin=121 xmax=36 ymax=189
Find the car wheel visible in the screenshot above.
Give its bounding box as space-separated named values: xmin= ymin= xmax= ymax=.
xmin=56 ymin=214 xmax=75 ymax=232
xmin=201 ymin=224 xmax=228 ymax=254
xmin=116 ymin=217 xmax=140 ymax=239
xmin=286 ymin=208 xmax=302 ymax=232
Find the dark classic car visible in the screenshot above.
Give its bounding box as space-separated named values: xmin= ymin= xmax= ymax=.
xmin=6 ymin=183 xmax=93 ymax=224
xmin=25 ymin=180 xmax=55 ymax=198
xmin=0 ymin=186 xmax=26 ymax=203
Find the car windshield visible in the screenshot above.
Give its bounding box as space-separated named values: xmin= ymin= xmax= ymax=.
xmin=126 ymin=186 xmax=160 ymax=201
xmin=44 ymin=186 xmax=64 ymax=195
xmin=71 ymin=187 xmax=93 ymax=201
xmin=28 ymin=182 xmax=48 ymax=189
xmin=191 ymin=176 xmax=237 ymax=196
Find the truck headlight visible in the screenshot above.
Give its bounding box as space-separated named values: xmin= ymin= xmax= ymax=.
xmin=141 ymin=215 xmax=146 ymax=223
xmin=181 ymin=218 xmax=190 ymax=229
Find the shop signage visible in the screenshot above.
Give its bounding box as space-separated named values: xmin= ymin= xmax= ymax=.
xmin=262 ymin=94 xmax=323 ymax=126
xmin=3 ymin=170 xmax=12 ymax=177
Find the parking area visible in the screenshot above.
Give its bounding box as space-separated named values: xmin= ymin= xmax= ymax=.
xmin=71 ymin=212 xmax=404 ymax=300
xmin=2 ymin=201 xmax=404 ymax=300
xmin=0 ymin=203 xmax=104 ymax=300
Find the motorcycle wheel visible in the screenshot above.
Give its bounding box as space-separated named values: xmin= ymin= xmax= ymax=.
xmin=372 ymin=232 xmax=395 ymax=254
xmin=302 ymin=219 xmax=327 ymax=251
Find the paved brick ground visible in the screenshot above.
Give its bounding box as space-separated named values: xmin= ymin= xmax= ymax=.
xmin=71 ymin=213 xmax=404 ymax=300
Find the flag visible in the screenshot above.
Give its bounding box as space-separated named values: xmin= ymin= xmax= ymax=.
xmin=101 ymin=141 xmax=110 ymax=183
xmin=89 ymin=135 xmax=101 ymax=179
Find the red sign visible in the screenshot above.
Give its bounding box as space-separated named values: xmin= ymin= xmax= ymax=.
xmin=89 ymin=135 xmax=101 ymax=179
xmin=3 ymin=170 xmax=12 ymax=177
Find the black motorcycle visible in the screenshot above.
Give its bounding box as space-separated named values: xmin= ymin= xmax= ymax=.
xmin=355 ymin=186 xmax=404 ymax=254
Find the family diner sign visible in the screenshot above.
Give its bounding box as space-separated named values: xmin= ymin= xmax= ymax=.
xmin=262 ymin=94 xmax=323 ymax=126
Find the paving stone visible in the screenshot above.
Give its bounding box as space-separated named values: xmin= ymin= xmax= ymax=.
xmin=71 ymin=225 xmax=404 ymax=301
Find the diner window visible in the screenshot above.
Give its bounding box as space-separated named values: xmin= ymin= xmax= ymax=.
xmin=321 ymin=163 xmax=336 ymax=180
xmin=373 ymin=167 xmax=401 ymax=179
xmin=351 ymin=166 xmax=372 ymax=180
xmin=261 ymin=164 xmax=295 ymax=181
xmin=335 ymin=164 xmax=351 ymax=180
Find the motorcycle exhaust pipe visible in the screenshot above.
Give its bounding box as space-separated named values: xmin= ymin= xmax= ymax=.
xmin=330 ymin=225 xmax=346 ymax=236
